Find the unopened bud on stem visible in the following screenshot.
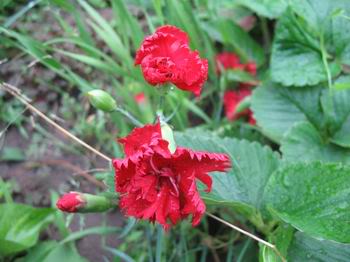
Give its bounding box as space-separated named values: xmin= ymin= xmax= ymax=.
xmin=87 ymin=89 xmax=117 ymax=112
xmin=56 ymin=192 xmax=113 ymax=213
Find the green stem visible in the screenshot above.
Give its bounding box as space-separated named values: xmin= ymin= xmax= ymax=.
xmin=213 ymin=76 xmax=227 ymax=126
xmin=260 ymin=16 xmax=271 ymax=54
xmin=320 ymin=33 xmax=332 ymax=89
xmin=115 ymin=107 xmax=143 ymax=127
xmin=156 ymin=84 xmax=170 ymax=122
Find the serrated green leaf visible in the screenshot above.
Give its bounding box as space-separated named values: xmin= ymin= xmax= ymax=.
xmin=281 ymin=122 xmax=350 ymax=163
xmin=264 ymin=162 xmax=350 ymax=243
xmin=251 ymin=81 xmax=324 ymax=142
xmin=0 ymin=204 xmax=54 ymax=256
xmin=288 ymin=232 xmax=350 ymax=262
xmin=175 ymin=133 xmax=280 ymax=218
xmin=270 ymin=8 xmax=325 ymax=86
xmin=271 ymin=2 xmax=348 ymax=86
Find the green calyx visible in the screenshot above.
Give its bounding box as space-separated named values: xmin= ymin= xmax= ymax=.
xmin=87 ymin=89 xmax=117 ymax=112
xmin=78 ymin=193 xmax=114 ymax=213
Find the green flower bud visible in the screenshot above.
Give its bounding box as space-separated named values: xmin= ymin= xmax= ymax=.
xmin=87 ymin=89 xmax=117 ymax=112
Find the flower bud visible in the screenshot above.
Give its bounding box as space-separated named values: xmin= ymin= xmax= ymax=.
xmin=160 ymin=121 xmax=176 ymax=154
xmin=235 ymin=95 xmax=251 ymax=114
xmin=56 ymin=192 xmax=113 ymax=213
xmin=87 ymin=89 xmax=117 ymax=112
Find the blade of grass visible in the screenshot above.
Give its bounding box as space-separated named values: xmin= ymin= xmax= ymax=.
xmin=111 ymin=0 xmax=144 ymax=50
xmin=60 ymin=226 xmax=120 ymax=245
xmin=156 ymin=225 xmax=163 ymax=262
xmin=104 ymin=246 xmax=135 ymax=262
xmin=3 ymin=0 xmax=42 ymax=28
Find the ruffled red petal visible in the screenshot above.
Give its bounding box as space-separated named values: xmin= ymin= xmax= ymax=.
xmin=156 ymin=25 xmax=189 ymax=44
xmin=179 ymin=176 xmax=206 ymax=226
xmin=172 ymin=147 xmax=231 ymax=180
xmin=118 ymin=121 xmax=162 ymax=157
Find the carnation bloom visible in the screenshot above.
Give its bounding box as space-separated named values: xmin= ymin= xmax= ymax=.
xmin=224 ymin=88 xmax=256 ymax=125
xmin=135 ymin=25 xmax=208 ymax=96
xmin=56 ymin=192 xmax=84 ymax=212
xmin=113 ymin=122 xmax=231 ymax=229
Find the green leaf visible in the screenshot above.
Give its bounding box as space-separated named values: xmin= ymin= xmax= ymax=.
xmin=215 ymin=19 xmax=265 ymax=66
xmin=321 ymin=88 xmax=350 ymax=148
xmin=104 ymin=246 xmax=135 ymax=262
xmin=77 ymin=0 xmax=133 ymax=68
xmin=264 ymin=162 xmax=350 ymax=243
xmin=20 ymin=241 xmax=58 ymax=262
xmin=333 ymin=75 xmax=350 ymax=90
xmin=111 ymin=0 xmax=144 ymax=51
xmin=42 ymin=244 xmax=88 ymax=262
xmin=0 ymin=203 xmax=54 ymax=256
xmin=175 ymin=133 xmax=280 ymax=218
xmin=288 ymin=232 xmax=350 ymax=262
xmin=259 ymin=224 xmax=294 ymax=262
xmin=0 ymin=147 xmax=25 ymax=162
xmin=251 ymin=81 xmax=324 ymax=142
xmin=165 ymin=0 xmax=207 ymax=54
xmin=270 ymin=3 xmax=347 ymax=86
xmin=60 ymin=226 xmax=119 ymax=245
xmin=225 ymin=69 xmax=256 ymax=83
xmin=235 ymin=0 xmax=288 ymax=19
xmin=281 ymin=122 xmax=350 ymax=163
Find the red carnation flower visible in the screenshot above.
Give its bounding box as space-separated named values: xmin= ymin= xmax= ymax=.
xmin=224 ymin=88 xmax=255 ymax=124
xmin=135 ymin=25 xmax=208 ymax=97
xmin=56 ymin=192 xmax=85 ymax=213
xmin=113 ymin=122 xmax=231 ymax=229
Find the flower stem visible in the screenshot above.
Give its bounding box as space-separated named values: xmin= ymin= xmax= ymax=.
xmin=115 ymin=107 xmax=143 ymax=127
xmin=156 ymin=85 xmax=169 ymax=122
